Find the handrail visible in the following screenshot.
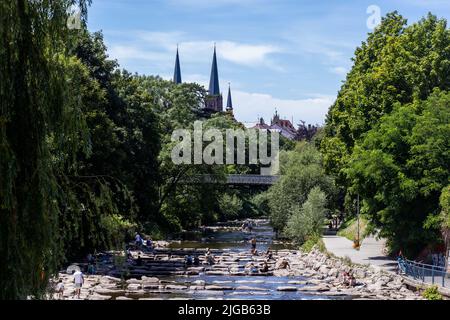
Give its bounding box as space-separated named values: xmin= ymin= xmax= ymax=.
xmin=402 ymin=258 xmax=446 ymax=271
xmin=398 ymin=257 xmax=448 ymax=288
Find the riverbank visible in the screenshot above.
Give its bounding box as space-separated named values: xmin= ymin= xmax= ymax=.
xmin=281 ymin=248 xmax=423 ymax=300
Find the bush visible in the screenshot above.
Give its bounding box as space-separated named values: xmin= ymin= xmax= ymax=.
xmin=285 ymin=187 xmax=328 ymax=243
xmin=422 ymin=286 xmax=443 ymax=300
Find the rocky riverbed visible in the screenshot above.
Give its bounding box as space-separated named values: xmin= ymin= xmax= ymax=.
xmin=50 ymin=220 xmax=423 ymax=300
xmin=52 ymin=247 xmax=422 ymax=300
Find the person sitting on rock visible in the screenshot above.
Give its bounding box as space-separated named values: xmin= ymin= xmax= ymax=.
xmin=135 ymin=233 xmax=143 ymax=248
xmin=342 ymin=270 xmax=356 ymax=287
xmin=276 ymin=258 xmax=290 ymax=270
xmin=136 ymin=255 xmax=143 ymax=267
xmin=265 ymin=248 xmax=273 ymax=260
xmin=245 ymin=263 xmax=258 ymax=275
xmin=185 ymin=255 xmax=193 ymax=267
xmin=260 ymin=261 xmax=270 ymax=273
xmin=193 ymin=255 xmax=200 ymax=266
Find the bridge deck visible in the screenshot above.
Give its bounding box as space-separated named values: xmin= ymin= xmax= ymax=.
xmin=185 ymin=174 xmax=280 ymax=186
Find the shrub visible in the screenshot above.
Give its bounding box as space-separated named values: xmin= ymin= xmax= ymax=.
xmin=422 ymin=286 xmax=443 ymax=300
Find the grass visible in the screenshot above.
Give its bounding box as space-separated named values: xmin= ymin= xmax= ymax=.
xmin=337 ymin=216 xmax=369 ymax=242
xmin=301 ymin=234 xmax=326 ymax=253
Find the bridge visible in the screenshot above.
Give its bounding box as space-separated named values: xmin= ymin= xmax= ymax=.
xmin=183 ymin=174 xmax=280 ymax=186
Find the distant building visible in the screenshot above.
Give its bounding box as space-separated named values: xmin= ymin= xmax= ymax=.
xmin=253 ymin=111 xmax=297 ymax=140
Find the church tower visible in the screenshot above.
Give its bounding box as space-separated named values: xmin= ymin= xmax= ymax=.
xmin=205 ymin=46 xmax=223 ymax=112
xmin=173 ymin=46 xmax=182 ymax=84
xmin=226 ymin=83 xmax=233 ymax=114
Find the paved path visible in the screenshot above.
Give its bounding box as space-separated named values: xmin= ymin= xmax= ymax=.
xmin=322 ymin=235 xmax=398 ymax=273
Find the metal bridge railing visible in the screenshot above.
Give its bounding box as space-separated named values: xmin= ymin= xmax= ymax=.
xmin=398 ymin=257 xmax=449 ymax=288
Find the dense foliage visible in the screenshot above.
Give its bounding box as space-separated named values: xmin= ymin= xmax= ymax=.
xmin=321 ymin=12 xmax=450 ymax=256
xmin=0 ymin=1 xmax=266 ymax=299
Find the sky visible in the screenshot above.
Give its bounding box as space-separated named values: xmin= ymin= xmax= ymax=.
xmin=86 ymin=0 xmax=450 ymax=127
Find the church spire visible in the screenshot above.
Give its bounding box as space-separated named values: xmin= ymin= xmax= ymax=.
xmin=226 ymin=83 xmax=233 ymax=111
xmin=208 ymin=44 xmax=220 ymax=95
xmin=173 ymin=46 xmax=182 ymax=84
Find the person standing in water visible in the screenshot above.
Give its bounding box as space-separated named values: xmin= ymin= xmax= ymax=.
xmin=250 ymin=238 xmax=257 ymax=253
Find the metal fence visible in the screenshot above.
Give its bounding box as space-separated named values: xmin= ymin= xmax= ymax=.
xmin=398 ymin=258 xmax=449 ymax=288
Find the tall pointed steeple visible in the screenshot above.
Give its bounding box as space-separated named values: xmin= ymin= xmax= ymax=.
xmin=208 ymin=45 xmax=220 ymax=95
xmin=205 ymin=44 xmax=223 ymax=112
xmin=173 ymin=46 xmax=182 ymax=84
xmin=226 ymin=83 xmax=233 ymax=111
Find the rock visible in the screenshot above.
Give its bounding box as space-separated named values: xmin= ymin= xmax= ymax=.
xmin=192 ymin=280 xmax=206 ymax=286
xmin=142 ymin=284 xmax=159 ymax=290
xmin=328 ymin=268 xmax=338 ymax=277
xmin=127 ymin=284 xmax=142 ymax=291
xmin=94 ymin=287 xmax=125 ymax=295
xmin=126 ymin=278 xmax=141 ymax=284
xmin=141 ymin=276 xmax=159 ymax=283
xmin=235 ymin=286 xmax=270 ymax=291
xmin=354 ymin=269 xmax=366 ymax=279
xmin=277 ymin=286 xmax=298 ymax=292
xmin=288 ymin=280 xmax=307 ymax=285
xmin=102 ymin=276 xmax=121 ymax=283
xmin=165 ymin=285 xmax=188 ymax=290
xmin=116 ymin=296 xmax=133 ymax=300
xmin=319 ymin=265 xmax=330 ymax=275
xmin=205 ymin=285 xmax=233 ymax=291
xmin=87 ymin=294 xmax=112 ymax=300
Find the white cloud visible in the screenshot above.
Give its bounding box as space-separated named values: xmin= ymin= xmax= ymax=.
xmin=232 ymin=90 xmax=334 ymax=126
xmin=329 ymin=66 xmax=348 ymax=76
xmin=106 ymin=31 xmax=282 ymax=70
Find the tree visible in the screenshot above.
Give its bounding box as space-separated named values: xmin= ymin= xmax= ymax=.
xmin=267 ymin=143 xmax=337 ymax=234
xmin=322 ymin=12 xmax=450 ymax=183
xmin=345 ymin=90 xmax=450 ymax=256
xmin=0 ymin=0 xmax=90 ymax=299
xmin=285 ymin=187 xmax=327 ymax=243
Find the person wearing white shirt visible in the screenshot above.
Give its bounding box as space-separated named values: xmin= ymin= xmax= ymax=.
xmin=73 ymin=270 xmax=84 ymax=299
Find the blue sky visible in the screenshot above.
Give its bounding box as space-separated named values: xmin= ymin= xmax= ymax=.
xmin=87 ymin=0 xmax=450 ymax=126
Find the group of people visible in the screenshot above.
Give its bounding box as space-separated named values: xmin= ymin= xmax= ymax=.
xmin=55 ymin=268 xmax=85 ymax=300
xmin=184 ymin=248 xmax=215 ymax=267
xmin=184 ymin=254 xmax=201 ymax=267
xmin=135 ymin=233 xmax=154 ymax=253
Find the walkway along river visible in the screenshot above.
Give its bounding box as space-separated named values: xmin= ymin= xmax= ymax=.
xmin=53 ymin=219 xmax=423 ymax=300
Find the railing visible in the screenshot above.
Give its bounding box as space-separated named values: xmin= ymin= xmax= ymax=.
xmin=398 ymin=257 xmax=449 ymax=288
xmin=182 ymin=174 xmax=280 ymax=186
